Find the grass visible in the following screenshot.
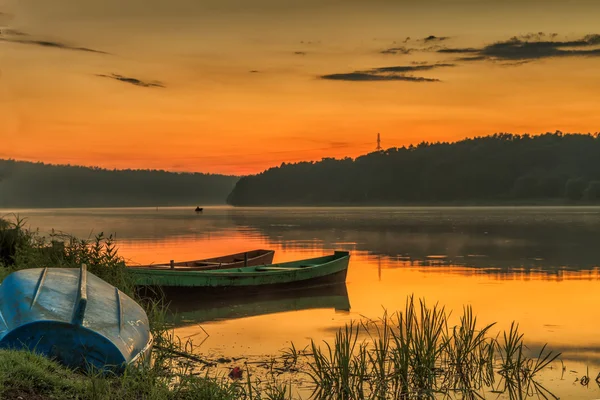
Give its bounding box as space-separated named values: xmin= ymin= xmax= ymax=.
xmin=0 ymin=348 xmax=245 ymax=400
xmin=302 ymin=297 xmax=561 ymax=399
xmin=0 ymin=215 xmax=292 ymax=399
xmin=0 ymin=216 xmax=562 ymax=399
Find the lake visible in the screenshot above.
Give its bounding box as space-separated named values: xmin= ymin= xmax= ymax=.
xmin=3 ymin=206 xmax=600 ymax=398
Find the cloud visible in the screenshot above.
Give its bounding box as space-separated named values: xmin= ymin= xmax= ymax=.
xmin=0 ymin=35 xmax=108 ymax=54
xmin=381 ymin=37 xmax=450 ymax=54
xmin=320 ymin=63 xmax=453 ymax=82
xmin=438 ymin=48 xmax=480 ymax=54
xmin=1 ymin=28 xmax=28 ymax=36
xmin=438 ymin=33 xmax=600 ymax=62
xmin=374 ymin=63 xmax=454 ymax=73
xmin=96 ymin=74 xmax=165 ymax=88
xmin=381 ymin=46 xmax=414 ymax=55
xmin=321 ymin=73 xmax=439 ymax=82
xmin=294 ymin=51 xmax=306 ymax=55
xmin=423 ymin=35 xmax=449 ymax=42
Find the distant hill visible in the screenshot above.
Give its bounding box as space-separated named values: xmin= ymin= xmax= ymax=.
xmin=227 ymin=132 xmax=600 ymax=206
xmin=0 ymin=160 xmax=238 ymax=208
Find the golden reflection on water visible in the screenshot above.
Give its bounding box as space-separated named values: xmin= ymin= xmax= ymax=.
xmin=125 ymin=241 xmax=600 ymax=399
xmin=115 ymin=238 xmax=600 ymax=367
xmin=7 ymin=207 xmax=600 ymax=398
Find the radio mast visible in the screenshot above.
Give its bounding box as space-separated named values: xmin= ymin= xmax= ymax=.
xmin=376 ymin=133 xmax=382 ymax=151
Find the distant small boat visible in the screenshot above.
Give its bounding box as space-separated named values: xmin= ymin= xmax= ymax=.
xmin=0 ymin=265 xmax=153 ymax=372
xmin=195 ymin=207 xmax=203 ymax=212
xmin=128 ymin=249 xmax=275 ymax=271
xmin=129 ymin=251 xmax=350 ymax=291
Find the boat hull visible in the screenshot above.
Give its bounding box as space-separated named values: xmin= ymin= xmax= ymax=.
xmin=128 ymin=249 xmax=275 ymax=271
xmin=0 ymin=266 xmax=152 ymax=372
xmin=132 ymin=251 xmax=350 ymax=291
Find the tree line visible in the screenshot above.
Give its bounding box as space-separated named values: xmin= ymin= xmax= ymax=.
xmin=227 ymin=132 xmax=600 ymax=205
xmin=0 ymin=160 xmax=238 ymax=208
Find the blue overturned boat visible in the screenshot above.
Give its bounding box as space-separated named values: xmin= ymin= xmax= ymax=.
xmin=0 ymin=265 xmax=153 ymax=372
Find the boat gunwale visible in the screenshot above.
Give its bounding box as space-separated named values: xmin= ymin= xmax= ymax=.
xmin=130 ymin=251 xmax=350 ymax=278
xmin=128 ymin=249 xmax=275 ymax=270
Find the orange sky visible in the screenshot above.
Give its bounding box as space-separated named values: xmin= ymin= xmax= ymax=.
xmin=2 ymin=0 xmax=600 ymax=175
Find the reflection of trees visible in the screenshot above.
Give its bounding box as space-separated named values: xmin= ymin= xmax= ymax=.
xmin=227 ymin=207 xmax=600 ymax=272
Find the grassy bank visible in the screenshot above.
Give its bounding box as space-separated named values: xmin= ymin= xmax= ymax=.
xmin=0 ymin=349 xmax=242 ymax=400
xmin=0 ymin=216 xmax=561 ymax=399
xmin=0 ymin=216 xmax=260 ymax=399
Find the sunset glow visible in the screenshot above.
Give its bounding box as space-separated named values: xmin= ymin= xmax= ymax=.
xmin=2 ymin=0 xmax=600 ymax=174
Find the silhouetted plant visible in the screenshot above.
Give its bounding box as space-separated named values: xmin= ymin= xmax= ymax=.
xmin=303 ymin=296 xmax=560 ymax=399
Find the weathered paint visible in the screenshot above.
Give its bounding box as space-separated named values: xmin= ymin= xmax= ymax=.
xmin=0 ymin=265 xmax=153 ymax=372
xmin=128 ymin=249 xmax=275 ymax=271
xmin=130 ymin=251 xmax=350 ymax=289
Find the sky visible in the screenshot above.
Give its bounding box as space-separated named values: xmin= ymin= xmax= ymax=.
xmin=1 ymin=0 xmax=600 ymax=175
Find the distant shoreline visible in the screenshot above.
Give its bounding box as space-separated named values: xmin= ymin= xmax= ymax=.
xmin=3 ymin=200 xmax=600 ymax=210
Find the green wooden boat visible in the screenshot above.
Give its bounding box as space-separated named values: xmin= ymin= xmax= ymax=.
xmin=129 ymin=251 xmax=350 ymax=291
xmin=128 ymin=249 xmax=275 ymax=271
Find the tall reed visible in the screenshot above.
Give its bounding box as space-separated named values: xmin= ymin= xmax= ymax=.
xmin=303 ymin=296 xmax=560 ymax=400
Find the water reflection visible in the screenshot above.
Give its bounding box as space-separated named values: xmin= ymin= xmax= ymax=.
xmin=226 ymin=206 xmax=600 ymax=273
xmin=166 ymin=283 xmax=350 ymax=325
xmin=5 ymin=206 xmax=600 ymax=398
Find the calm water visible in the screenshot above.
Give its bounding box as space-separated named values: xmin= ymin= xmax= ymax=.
xmin=4 ymin=206 xmax=600 ymax=398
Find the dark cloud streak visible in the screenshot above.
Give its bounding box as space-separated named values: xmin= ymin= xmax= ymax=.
xmin=96 ymin=74 xmax=165 ymax=88
xmin=438 ymin=34 xmax=600 ymax=62
xmin=381 ymin=46 xmax=413 ymax=55
xmin=423 ymin=35 xmax=449 ymax=42
xmin=321 ymin=72 xmax=439 ymax=82
xmin=374 ymin=63 xmax=454 ymax=73
xmin=0 ymin=36 xmax=108 ymax=54
xmin=1 ymin=28 xmax=28 ymax=36
xmin=320 ymin=63 xmax=453 ymax=82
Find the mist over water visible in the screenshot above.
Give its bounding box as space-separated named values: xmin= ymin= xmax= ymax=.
xmin=4 ymin=205 xmax=600 ymax=398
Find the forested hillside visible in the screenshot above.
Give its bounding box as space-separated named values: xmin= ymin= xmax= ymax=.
xmin=0 ymin=160 xmax=238 ymax=207
xmin=227 ymin=132 xmax=600 ymax=205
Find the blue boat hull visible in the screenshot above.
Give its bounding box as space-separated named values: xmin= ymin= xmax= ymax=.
xmin=0 ymin=266 xmax=152 ymax=372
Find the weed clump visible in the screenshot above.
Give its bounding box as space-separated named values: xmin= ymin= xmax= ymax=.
xmin=304 ymin=297 xmax=560 ymax=399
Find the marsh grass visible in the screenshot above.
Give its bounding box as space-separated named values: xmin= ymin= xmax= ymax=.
xmin=303 ymin=296 xmax=560 ymax=400
xmin=0 ymin=216 xmax=560 ymax=399
xmin=0 ymin=215 xmax=293 ymax=399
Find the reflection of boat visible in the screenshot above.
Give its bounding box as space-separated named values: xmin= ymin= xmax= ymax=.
xmin=128 ymin=249 xmax=275 ymax=271
xmin=0 ymin=265 xmax=153 ymax=372
xmin=131 ymin=251 xmax=350 ymax=291
xmin=168 ymin=282 xmax=351 ymax=325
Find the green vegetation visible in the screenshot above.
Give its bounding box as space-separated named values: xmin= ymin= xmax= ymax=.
xmin=227 ymin=132 xmax=600 ymax=205
xmin=301 ymin=298 xmax=559 ymax=399
xmin=0 ymin=159 xmax=238 ymax=207
xmin=0 ymin=347 xmax=247 ymax=400
xmin=0 ymin=216 xmax=562 ymax=399
xmin=0 ymin=216 xmax=290 ymax=399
